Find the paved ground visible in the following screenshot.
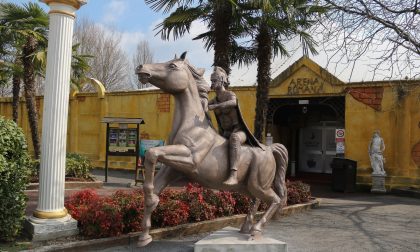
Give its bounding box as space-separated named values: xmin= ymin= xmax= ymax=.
xmin=265 ymin=194 xmax=420 ymax=252
xmin=91 ymin=168 xmax=137 ymax=186
xmin=98 ymin=191 xmax=420 ymax=252
xmin=25 ymin=169 xmax=420 ymax=251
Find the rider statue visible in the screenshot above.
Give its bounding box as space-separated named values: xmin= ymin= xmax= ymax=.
xmin=369 ymin=130 xmax=386 ymax=176
xmin=208 ymin=66 xmax=264 ymax=185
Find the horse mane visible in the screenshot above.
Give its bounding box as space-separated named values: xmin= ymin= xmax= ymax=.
xmin=185 ymin=61 xmax=204 ymax=81
xmin=184 ymin=60 xmax=209 ymax=95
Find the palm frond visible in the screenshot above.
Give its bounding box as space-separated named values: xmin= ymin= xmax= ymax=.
xmin=230 ymin=42 xmax=257 ymax=67
xmin=192 ymin=30 xmax=214 ymax=51
xmin=156 ymin=6 xmax=205 ymax=40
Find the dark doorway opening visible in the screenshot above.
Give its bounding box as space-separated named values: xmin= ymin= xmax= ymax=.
xmin=267 ymin=96 xmax=345 ymax=183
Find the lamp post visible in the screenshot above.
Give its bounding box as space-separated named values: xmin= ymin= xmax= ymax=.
xmin=25 ymin=0 xmax=86 ymax=241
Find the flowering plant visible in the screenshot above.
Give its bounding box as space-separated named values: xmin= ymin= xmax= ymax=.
xmin=65 ymin=181 xmax=311 ymax=238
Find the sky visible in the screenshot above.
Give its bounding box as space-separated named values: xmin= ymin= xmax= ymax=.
xmin=11 ymin=0 xmax=417 ymax=86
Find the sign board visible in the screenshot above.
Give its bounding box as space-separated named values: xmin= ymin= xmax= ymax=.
xmin=140 ymin=140 xmax=165 ymax=157
xmin=335 ymin=128 xmax=345 ymax=154
xmin=108 ymin=128 xmax=138 ymax=154
xmin=102 ymin=117 xmax=144 ymax=183
xmin=335 ymin=129 xmax=345 ymax=142
xmin=335 ymin=129 xmax=345 ymax=138
xmin=336 ymin=142 xmax=345 ymax=154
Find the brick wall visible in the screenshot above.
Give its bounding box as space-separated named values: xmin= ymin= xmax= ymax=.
xmin=412 ymin=142 xmax=420 ymax=167
xmin=347 ymin=87 xmax=384 ymax=111
xmin=156 ymin=94 xmax=170 ymax=112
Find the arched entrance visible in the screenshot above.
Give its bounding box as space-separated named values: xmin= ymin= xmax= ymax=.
xmin=267 ymin=97 xmax=345 ymax=179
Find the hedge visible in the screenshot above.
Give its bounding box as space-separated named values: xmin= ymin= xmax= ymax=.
xmin=0 ymin=117 xmax=31 ymax=241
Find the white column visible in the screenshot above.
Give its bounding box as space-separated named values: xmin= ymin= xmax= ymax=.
xmin=33 ymin=0 xmax=85 ymax=219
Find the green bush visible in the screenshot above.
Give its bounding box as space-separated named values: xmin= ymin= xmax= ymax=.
xmin=0 ymin=117 xmax=31 ymax=241
xmin=66 ymin=153 xmax=93 ymax=179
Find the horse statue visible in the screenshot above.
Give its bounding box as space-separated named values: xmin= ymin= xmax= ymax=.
xmin=135 ymin=52 xmax=288 ymax=246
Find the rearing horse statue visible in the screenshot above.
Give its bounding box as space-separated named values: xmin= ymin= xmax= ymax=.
xmin=136 ymin=52 xmax=288 ymax=247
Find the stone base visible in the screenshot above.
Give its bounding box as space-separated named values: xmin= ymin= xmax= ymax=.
xmin=194 ymin=226 xmax=287 ymax=252
xmin=24 ymin=214 xmax=78 ymax=241
xmin=371 ymin=174 xmax=386 ymax=193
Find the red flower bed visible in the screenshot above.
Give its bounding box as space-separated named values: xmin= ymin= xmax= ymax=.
xmin=65 ymin=189 xmax=99 ymax=220
xmin=78 ymin=197 xmax=124 ymax=238
xmin=286 ymin=180 xmax=312 ymax=205
xmin=152 ymin=188 xmax=189 ymax=227
xmin=65 ymin=181 xmax=311 ymax=238
xmin=112 ymin=190 xmax=144 ymax=233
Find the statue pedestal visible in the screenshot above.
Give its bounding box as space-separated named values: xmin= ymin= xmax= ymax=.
xmin=24 ymin=215 xmax=78 ymax=241
xmin=371 ymin=174 xmax=386 ymax=193
xmin=194 ymin=226 xmax=287 ymax=252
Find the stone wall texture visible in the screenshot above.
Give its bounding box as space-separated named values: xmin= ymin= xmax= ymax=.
xmin=412 ymin=142 xmax=420 ymax=167
xmin=157 ymin=94 xmax=170 ymax=112
xmin=347 ymin=87 xmax=384 ymax=111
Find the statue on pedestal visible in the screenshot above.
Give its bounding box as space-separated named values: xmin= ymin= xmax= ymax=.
xmin=135 ymin=52 xmax=288 ymax=246
xmin=369 ymin=130 xmax=386 ymax=175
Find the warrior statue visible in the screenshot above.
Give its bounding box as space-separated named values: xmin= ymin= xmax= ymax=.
xmin=208 ymin=66 xmax=264 ymax=185
xmin=369 ymin=130 xmax=386 ymax=175
xmin=135 ymin=53 xmax=287 ymax=246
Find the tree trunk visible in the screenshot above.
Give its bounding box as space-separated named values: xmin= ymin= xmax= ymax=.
xmin=253 ymin=22 xmax=272 ymax=142
xmin=23 ymin=36 xmax=41 ymax=159
xmin=213 ymin=1 xmax=232 ymax=76
xmin=12 ymin=69 xmax=21 ymax=123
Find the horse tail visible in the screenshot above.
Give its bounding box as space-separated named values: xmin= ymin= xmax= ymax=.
xmin=271 ymin=143 xmax=288 ymax=206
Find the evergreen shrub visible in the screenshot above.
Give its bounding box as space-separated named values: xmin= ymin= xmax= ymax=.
xmin=0 ymin=117 xmax=31 ymax=241
xmin=66 ymin=153 xmax=93 ymax=179
xmin=286 ymin=180 xmax=312 ymax=205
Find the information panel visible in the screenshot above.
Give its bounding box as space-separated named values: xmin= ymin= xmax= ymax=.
xmin=108 ymin=128 xmax=138 ymax=155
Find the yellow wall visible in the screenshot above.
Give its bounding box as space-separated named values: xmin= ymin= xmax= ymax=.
xmin=266 ymin=57 xmax=420 ymax=188
xmin=0 ymin=87 xmax=258 ymax=170
xmin=0 ymin=57 xmax=419 ymax=188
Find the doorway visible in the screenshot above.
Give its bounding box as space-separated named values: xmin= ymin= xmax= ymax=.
xmin=299 ymin=122 xmax=338 ymax=174
xmin=267 ymin=96 xmax=345 ymax=176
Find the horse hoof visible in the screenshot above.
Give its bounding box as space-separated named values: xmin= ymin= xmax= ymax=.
xmin=239 ymin=229 xmax=250 ymax=234
xmin=250 ymin=230 xmax=263 ymax=240
xmin=239 ymin=225 xmax=252 ymax=234
xmin=137 ymin=234 xmax=152 ymax=247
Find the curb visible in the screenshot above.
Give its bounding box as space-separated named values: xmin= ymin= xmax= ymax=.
xmin=26 ymin=181 xmax=103 ymax=191
xmin=25 ymin=199 xmax=320 ymax=252
xmin=391 ymin=187 xmax=420 ymax=199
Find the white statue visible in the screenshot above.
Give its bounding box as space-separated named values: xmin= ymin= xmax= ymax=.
xmin=368 ymin=130 xmax=386 ymax=176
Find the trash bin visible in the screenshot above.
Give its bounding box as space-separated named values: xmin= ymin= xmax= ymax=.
xmin=331 ymin=158 xmax=357 ymax=192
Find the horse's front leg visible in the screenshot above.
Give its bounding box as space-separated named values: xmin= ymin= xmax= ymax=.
xmin=138 ymin=145 xmax=193 ymax=247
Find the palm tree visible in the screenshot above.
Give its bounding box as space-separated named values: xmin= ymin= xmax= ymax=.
xmin=1 ymin=3 xmax=92 ymax=161
xmin=146 ymin=0 xmax=324 ymax=142
xmin=240 ymin=0 xmax=325 ymax=141
xmin=0 ymin=15 xmax=24 ymax=123
xmin=0 ymin=2 xmax=49 ymax=159
xmin=146 ymin=0 xmax=238 ymax=75
xmin=70 ymin=43 xmax=92 ymax=91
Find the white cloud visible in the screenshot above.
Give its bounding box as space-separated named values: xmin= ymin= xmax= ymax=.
xmin=102 ymin=0 xmax=127 ymax=25
xmin=120 ymin=31 xmax=147 ymax=57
